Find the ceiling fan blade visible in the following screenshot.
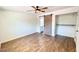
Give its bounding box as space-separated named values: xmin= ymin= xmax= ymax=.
xmin=32 ymin=6 xmax=36 ymax=9
xmin=42 ymin=7 xmax=48 ymax=9
xmin=39 ymin=9 xmax=45 ymax=12
xmin=41 ymin=11 xmax=45 ymax=12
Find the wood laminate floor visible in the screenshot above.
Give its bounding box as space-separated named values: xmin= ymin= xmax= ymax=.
xmin=1 ymin=33 xmax=76 ymax=52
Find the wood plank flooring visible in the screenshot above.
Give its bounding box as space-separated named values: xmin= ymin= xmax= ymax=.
xmin=1 ymin=33 xmax=76 ymax=52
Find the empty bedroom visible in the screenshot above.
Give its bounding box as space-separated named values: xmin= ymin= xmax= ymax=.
xmin=0 ymin=6 xmax=79 ymax=52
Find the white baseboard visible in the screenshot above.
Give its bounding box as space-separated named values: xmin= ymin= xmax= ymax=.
xmin=1 ymin=32 xmax=37 ymax=44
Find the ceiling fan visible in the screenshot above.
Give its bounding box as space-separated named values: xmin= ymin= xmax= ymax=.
xmin=29 ymin=6 xmax=48 ymax=13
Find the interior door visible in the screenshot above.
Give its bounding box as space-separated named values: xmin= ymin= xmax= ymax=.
xmin=76 ymin=12 xmax=79 ymax=52
xmin=44 ymin=14 xmax=52 ymax=35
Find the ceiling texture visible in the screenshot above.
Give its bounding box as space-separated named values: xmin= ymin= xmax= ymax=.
xmin=0 ymin=6 xmax=76 ymax=13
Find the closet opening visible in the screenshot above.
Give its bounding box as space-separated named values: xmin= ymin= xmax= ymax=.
xmin=55 ymin=12 xmax=77 ymax=38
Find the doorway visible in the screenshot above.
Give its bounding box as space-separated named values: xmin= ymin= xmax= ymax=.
xmin=39 ymin=16 xmax=44 ymax=33
xmin=40 ymin=14 xmax=52 ymax=36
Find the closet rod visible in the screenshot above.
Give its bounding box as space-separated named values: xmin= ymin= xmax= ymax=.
xmin=56 ymin=24 xmax=76 ymax=26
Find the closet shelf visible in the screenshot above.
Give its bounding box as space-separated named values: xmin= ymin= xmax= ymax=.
xmin=56 ymin=24 xmax=76 ymax=26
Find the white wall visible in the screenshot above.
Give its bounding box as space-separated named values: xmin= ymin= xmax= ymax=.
xmin=0 ymin=10 xmax=38 ymax=43
xmin=36 ymin=16 xmax=40 ymax=33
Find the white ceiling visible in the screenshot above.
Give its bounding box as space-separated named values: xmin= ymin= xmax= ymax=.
xmin=0 ymin=6 xmax=33 ymax=12
xmin=0 ymin=6 xmax=75 ymax=13
xmin=46 ymin=6 xmax=73 ymax=12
